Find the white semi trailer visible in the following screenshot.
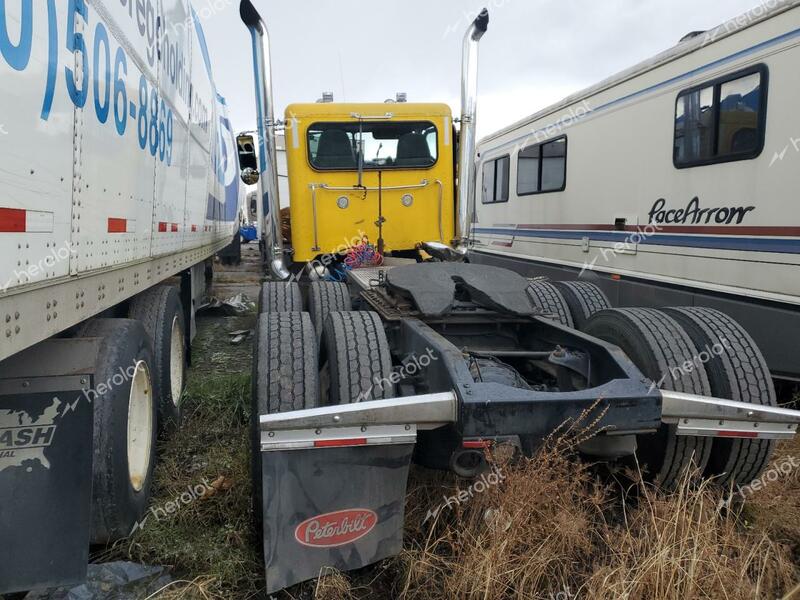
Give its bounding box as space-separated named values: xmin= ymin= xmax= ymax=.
xmin=0 ymin=0 xmax=241 ymax=593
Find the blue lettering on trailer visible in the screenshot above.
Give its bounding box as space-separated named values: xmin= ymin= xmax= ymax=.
xmin=0 ymin=0 xmax=225 ymax=168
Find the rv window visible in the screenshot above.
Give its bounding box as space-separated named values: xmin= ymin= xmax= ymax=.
xmin=541 ymin=138 xmax=567 ymax=191
xmin=517 ymin=145 xmax=541 ymax=194
xmin=307 ymin=121 xmax=438 ymax=171
xmin=482 ymin=161 xmax=496 ymax=204
xmin=674 ymin=66 xmax=766 ymax=168
xmin=517 ymin=136 xmax=567 ymax=195
xmin=481 ymin=155 xmax=509 ymax=204
xmin=718 ymin=73 xmax=762 ymax=155
xmin=674 ymin=87 xmax=714 ymax=164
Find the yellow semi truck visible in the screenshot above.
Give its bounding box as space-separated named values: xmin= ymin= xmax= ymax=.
xmin=238 ymin=1 xmax=481 ymax=279
xmin=284 ymin=102 xmax=456 ymax=264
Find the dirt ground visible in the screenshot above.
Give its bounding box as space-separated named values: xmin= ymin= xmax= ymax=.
xmin=103 ymin=246 xmax=800 ymax=599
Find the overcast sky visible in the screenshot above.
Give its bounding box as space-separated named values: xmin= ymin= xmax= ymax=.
xmin=201 ymin=0 xmax=763 ymax=138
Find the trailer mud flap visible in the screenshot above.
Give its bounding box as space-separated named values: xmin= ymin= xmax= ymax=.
xmin=0 ymin=339 xmax=99 ymax=594
xmin=261 ymin=444 xmax=415 ymax=594
xmin=0 ymin=380 xmax=94 ymax=593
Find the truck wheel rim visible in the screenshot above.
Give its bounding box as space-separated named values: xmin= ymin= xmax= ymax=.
xmin=127 ymin=360 xmax=154 ymax=493
xmin=170 ymin=316 xmax=185 ymax=406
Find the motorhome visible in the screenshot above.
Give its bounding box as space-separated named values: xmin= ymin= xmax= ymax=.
xmin=470 ymin=0 xmax=800 ymax=388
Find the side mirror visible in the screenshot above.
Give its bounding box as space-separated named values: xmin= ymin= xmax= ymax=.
xmin=237 ymin=134 xmax=259 ymax=184
xmin=241 ymin=167 xmax=260 ymax=186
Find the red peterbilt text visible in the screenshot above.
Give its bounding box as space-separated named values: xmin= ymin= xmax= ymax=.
xmin=294 ymin=509 xmax=378 ymax=548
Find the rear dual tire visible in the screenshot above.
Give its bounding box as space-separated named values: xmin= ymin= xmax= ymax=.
xmin=128 ymin=286 xmax=186 ymax=430
xmin=584 ymin=308 xmax=713 ymax=489
xmin=251 ymin=312 xmax=320 ymax=527
xmin=79 ymin=319 xmax=159 ymax=544
xmin=526 ymin=280 xmax=611 ymax=329
xmin=585 ymin=307 xmax=777 ymax=489
xmin=553 ymin=281 xmax=612 ymax=328
xmin=526 ymin=281 xmax=574 ymax=327
xmin=309 ymin=281 xmax=351 ymax=340
xmin=259 ymin=281 xmax=303 ymax=314
xmin=664 ymin=307 xmax=777 ymax=486
xmin=322 ymin=311 xmax=395 ymax=404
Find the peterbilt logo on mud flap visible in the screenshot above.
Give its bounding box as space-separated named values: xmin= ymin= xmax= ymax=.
xmin=0 ymin=399 xmax=61 ymax=471
xmin=294 ymin=509 xmax=378 ymax=548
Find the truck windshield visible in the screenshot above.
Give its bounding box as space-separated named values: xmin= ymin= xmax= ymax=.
xmin=307 ymin=121 xmax=438 ymax=170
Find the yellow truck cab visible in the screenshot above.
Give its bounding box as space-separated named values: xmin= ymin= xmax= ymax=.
xmin=283 ymin=102 xmax=456 ymax=265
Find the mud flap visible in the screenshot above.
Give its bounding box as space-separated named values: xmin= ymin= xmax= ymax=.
xmin=261 ymin=444 xmax=414 ymax=594
xmin=0 ymin=339 xmax=99 ymax=594
xmin=256 ymin=392 xmax=458 ymax=594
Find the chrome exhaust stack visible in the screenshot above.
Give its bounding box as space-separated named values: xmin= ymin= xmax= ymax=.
xmin=456 ymin=9 xmax=489 ymax=254
xmin=240 ymin=0 xmax=289 ymax=280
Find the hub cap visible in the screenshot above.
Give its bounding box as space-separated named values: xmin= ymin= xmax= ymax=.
xmin=169 ymin=316 xmax=185 ymax=406
xmin=127 ymin=360 xmax=154 ymax=493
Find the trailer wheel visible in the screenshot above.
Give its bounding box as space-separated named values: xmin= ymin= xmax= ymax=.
xmin=251 ymin=312 xmax=320 ymax=526
xmin=322 ymin=311 xmax=394 ymax=404
xmin=526 ymin=281 xmax=574 ymax=327
xmin=259 ymin=281 xmax=303 ymax=314
xmin=308 ymin=281 xmax=351 ymax=339
xmin=79 ymin=319 xmax=158 ymax=544
xmin=583 ymin=308 xmax=713 ymax=489
xmin=128 ymin=286 xmax=186 ymax=430
xmin=554 ymin=281 xmax=612 ymax=329
xmin=664 ymin=307 xmax=777 ymax=486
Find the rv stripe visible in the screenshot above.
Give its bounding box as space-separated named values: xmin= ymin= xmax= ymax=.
xmin=474 ymin=227 xmax=800 ymax=255
xmin=509 ymin=224 xmax=800 ymax=237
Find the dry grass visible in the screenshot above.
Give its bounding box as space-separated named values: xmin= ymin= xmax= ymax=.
xmin=748 ymin=435 xmax=800 ymax=560
xmin=381 ymin=444 xmax=797 ymax=600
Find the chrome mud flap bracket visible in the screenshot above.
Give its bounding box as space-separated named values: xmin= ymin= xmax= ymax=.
xmin=661 ymin=390 xmax=800 ymax=439
xmin=258 ymin=393 xmax=457 ymax=594
xmin=0 ymin=339 xmax=100 ymax=594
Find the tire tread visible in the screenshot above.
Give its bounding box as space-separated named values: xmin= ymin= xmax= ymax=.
xmin=324 ymin=311 xmax=394 ymax=404
xmin=554 ymin=281 xmax=612 ymax=328
xmin=259 ymin=281 xmax=303 ymax=314
xmin=526 ymin=281 xmax=575 ymax=328
xmin=664 ymin=307 xmax=777 ymax=486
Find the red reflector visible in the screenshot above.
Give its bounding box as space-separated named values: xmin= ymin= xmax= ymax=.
xmin=611 ymin=274 xmax=622 ymax=281
xmin=718 ymin=431 xmax=759 ymax=439
xmin=158 ymin=222 xmax=167 ymax=233
xmin=107 ymin=218 xmax=127 ymax=233
xmin=463 ymin=440 xmax=492 ymax=449
xmin=314 ymin=438 xmax=368 ymax=448
xmin=171 ymin=223 xmax=179 ymax=232
xmin=191 ymin=225 xmax=198 ymax=232
xmin=0 ymin=208 xmax=26 ymax=232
